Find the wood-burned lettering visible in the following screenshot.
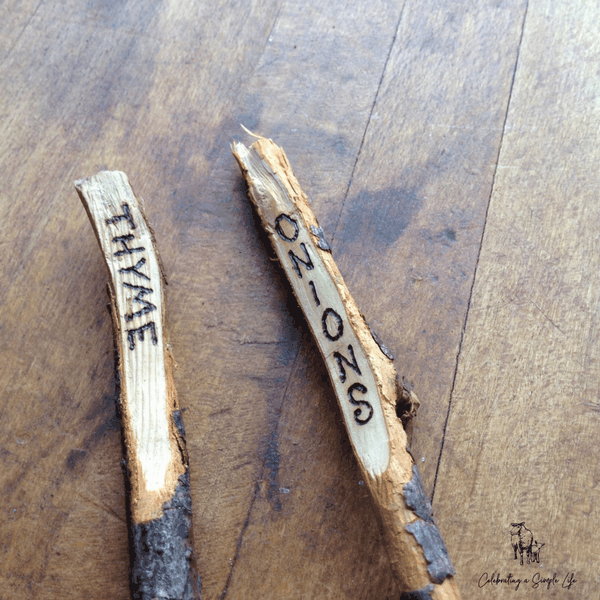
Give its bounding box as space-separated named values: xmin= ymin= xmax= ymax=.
xmin=275 ymin=213 xmax=299 ymax=241
xmin=275 ymin=213 xmax=314 ymax=277
xmin=308 ymin=281 xmax=320 ymax=306
xmin=119 ymin=258 xmax=151 ymax=281
xmin=76 ymin=171 xmax=198 ymax=599
xmin=333 ymin=345 xmax=361 ymax=383
xmin=112 ymin=234 xmax=145 ymax=256
xmin=288 ymin=243 xmax=314 ymax=278
xmin=274 ymin=212 xmax=373 ymax=426
xmin=233 ymin=138 xmax=459 ymax=598
xmin=106 ymin=202 xmax=157 ymax=351
xmin=322 ymin=307 xmax=343 ymax=341
xmin=122 ymin=283 xmax=157 ymax=321
xmin=347 ymin=383 xmax=373 ymax=425
xmin=105 ymin=202 xmax=136 ymax=229
xmin=127 ymin=322 xmax=158 ymax=350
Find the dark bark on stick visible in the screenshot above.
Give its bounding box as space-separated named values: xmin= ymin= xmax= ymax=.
xmin=76 ymin=171 xmax=200 ymax=600
xmin=232 ymin=136 xmax=460 ymax=600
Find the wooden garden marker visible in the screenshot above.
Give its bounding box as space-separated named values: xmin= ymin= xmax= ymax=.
xmin=232 ymin=136 xmax=461 ymax=600
xmin=75 ymin=172 xmax=199 ymax=600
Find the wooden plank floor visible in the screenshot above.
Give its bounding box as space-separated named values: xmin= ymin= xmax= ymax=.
xmin=0 ymin=1 xmax=597 ymax=598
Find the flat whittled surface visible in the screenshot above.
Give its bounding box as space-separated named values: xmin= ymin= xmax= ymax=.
xmin=0 ymin=1 xmax=598 ymax=598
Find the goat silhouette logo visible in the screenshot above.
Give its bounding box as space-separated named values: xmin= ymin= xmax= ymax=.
xmin=478 ymin=523 xmax=576 ymax=591
xmin=510 ymin=522 xmax=545 ymax=565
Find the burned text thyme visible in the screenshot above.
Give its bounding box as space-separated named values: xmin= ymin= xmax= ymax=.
xmin=106 ymin=203 xmax=158 ymax=350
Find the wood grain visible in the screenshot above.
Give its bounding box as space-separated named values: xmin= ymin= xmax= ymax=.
xmin=0 ymin=1 xmax=280 ymax=598
xmin=0 ymin=0 xmax=598 ymax=599
xmin=76 ymin=172 xmax=185 ymax=522
xmin=222 ymin=2 xmax=529 ymax=598
xmin=233 ymin=136 xmax=459 ymax=598
xmin=333 ymin=0 xmax=529 ymax=494
xmin=435 ymin=1 xmax=600 ymax=597
xmin=0 ymin=0 xmax=40 ymax=62
xmin=76 ymin=170 xmax=198 ymax=599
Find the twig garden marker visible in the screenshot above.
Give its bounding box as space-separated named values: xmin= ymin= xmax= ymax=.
xmin=232 ymin=136 xmax=461 ymax=600
xmin=76 ymin=172 xmax=199 ymax=600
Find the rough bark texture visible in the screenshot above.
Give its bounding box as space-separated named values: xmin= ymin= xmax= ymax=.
xmin=5 ymin=2 xmax=598 ymax=598
xmin=76 ymin=171 xmax=199 ymax=600
xmin=232 ymin=137 xmax=460 ymax=599
xmin=130 ymin=470 xmax=198 ymax=600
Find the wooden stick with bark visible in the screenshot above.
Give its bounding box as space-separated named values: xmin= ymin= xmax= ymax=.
xmin=232 ymin=136 xmax=461 ymax=600
xmin=75 ymin=171 xmax=200 ymax=600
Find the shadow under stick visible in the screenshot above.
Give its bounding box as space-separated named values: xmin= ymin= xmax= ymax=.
xmin=232 ymin=137 xmax=460 ymax=600
xmin=75 ymin=171 xmax=199 ymax=600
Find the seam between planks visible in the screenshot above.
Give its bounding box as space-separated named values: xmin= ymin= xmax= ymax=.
xmin=330 ymin=0 xmax=408 ymax=242
xmin=251 ymin=1 xmax=285 ymax=79
xmin=0 ymin=0 xmax=45 ymax=67
xmin=430 ymin=0 xmax=530 ymax=504
xmin=218 ymin=344 xmax=302 ymax=600
xmin=216 ymin=7 xmax=301 ymax=598
xmin=221 ymin=5 xmax=410 ymax=594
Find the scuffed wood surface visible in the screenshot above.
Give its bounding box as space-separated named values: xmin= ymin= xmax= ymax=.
xmin=232 ymin=137 xmax=459 ymax=597
xmin=435 ymin=3 xmax=600 ymax=598
xmin=0 ymin=1 xmax=598 ymax=599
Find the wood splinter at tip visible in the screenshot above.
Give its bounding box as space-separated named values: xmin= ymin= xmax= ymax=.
xmin=232 ymin=137 xmax=461 ymax=600
xmin=75 ymin=171 xmax=200 ymax=600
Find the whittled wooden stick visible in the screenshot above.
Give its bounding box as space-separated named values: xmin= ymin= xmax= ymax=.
xmin=75 ymin=172 xmax=199 ymax=600
xmin=232 ymin=137 xmax=460 ymax=600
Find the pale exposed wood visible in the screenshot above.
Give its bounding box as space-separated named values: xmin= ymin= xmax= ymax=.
xmin=233 ymin=137 xmax=460 ymax=598
xmin=234 ymin=140 xmax=392 ymax=478
xmin=333 ymin=0 xmax=530 ymax=495
xmin=172 ymin=3 xmax=415 ymax=597
xmin=75 ymin=171 xmax=184 ymax=523
xmin=1 ymin=1 xmax=597 ymax=599
xmin=434 ymin=1 xmax=600 ymax=598
xmin=76 ymin=171 xmax=198 ymax=599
